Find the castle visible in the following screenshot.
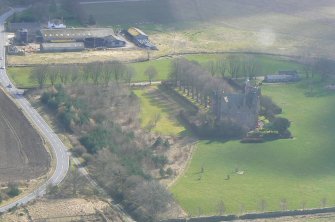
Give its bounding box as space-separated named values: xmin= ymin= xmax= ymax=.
xmin=211 ymin=79 xmax=261 ymax=131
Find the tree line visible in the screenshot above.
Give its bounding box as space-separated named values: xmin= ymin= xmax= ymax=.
xmin=169 ymin=58 xmax=234 ymax=108
xmin=30 ymin=62 xmax=159 ymax=88
xmin=39 ymin=83 xmax=173 ymax=221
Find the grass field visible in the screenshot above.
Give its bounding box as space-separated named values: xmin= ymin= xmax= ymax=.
xmin=134 ymin=87 xmax=185 ymax=136
xmin=7 ymin=53 xmax=302 ymax=88
xmin=170 ymin=83 xmax=335 ymax=215
xmin=80 ymin=0 xmax=335 ymax=60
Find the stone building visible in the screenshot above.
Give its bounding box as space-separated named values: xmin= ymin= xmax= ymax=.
xmin=211 ymin=80 xmax=260 ymax=131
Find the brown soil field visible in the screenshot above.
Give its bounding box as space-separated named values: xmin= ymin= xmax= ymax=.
xmin=0 ymin=90 xmax=50 ymax=182
xmin=0 ymin=198 xmax=124 ymax=222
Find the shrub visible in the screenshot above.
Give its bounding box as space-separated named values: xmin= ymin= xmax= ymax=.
xmin=269 ymin=117 xmax=291 ymax=134
xmin=260 ymin=95 xmax=282 ymax=118
xmin=166 ymin=168 xmax=173 ymax=177
xmin=151 ymin=137 xmax=163 ymax=149
xmin=82 ymin=153 xmax=94 ymax=165
xmin=152 ymin=155 xmax=168 ymax=168
xmin=159 ymin=168 xmax=165 ymax=178
xmin=80 ymin=127 xmax=111 ymax=153
xmin=72 ymin=146 xmax=86 ymax=157
xmin=7 ymin=183 xmax=20 ymax=197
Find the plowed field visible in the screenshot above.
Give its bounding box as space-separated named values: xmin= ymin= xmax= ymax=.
xmin=0 ymin=90 xmax=49 ymax=182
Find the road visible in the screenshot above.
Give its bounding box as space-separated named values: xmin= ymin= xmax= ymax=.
xmin=0 ymin=9 xmax=69 ymax=212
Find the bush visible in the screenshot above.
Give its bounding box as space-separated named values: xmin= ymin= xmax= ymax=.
xmin=260 ymin=95 xmax=282 ymax=118
xmin=152 ymin=155 xmax=168 ymax=168
xmin=159 ymin=168 xmax=165 ymax=178
xmin=269 ymin=117 xmax=291 ymax=134
xmin=151 ymin=137 xmax=163 ymax=149
xmin=82 ymin=153 xmax=94 ymax=166
xmin=72 ymin=146 xmax=86 ymax=157
xmin=7 ymin=183 xmax=20 ymax=197
xmin=80 ymin=127 xmax=111 ymax=153
xmin=166 ymin=168 xmax=173 ymax=177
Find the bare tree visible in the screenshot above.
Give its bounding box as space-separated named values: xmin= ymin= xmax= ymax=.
xmin=280 ymin=198 xmax=287 ymax=211
xmin=102 ymin=62 xmax=114 ymax=86
xmin=70 ymin=64 xmax=81 ymax=83
xmin=124 ymin=66 xmax=136 ymax=86
xmin=206 ymin=60 xmax=217 ymax=76
xmin=111 ymin=60 xmax=125 ymax=85
xmin=128 ymin=181 xmax=173 ymax=221
xmin=242 ymin=56 xmax=261 ymax=79
xmin=259 ymin=199 xmax=267 ymax=212
xmin=216 ymin=57 xmax=227 ymax=79
xmin=31 ymin=65 xmax=48 ymax=88
xmin=59 ymin=65 xmax=70 ymax=85
xmin=68 ymin=167 xmax=85 ymax=196
xmin=217 ymin=200 xmax=225 ymax=215
xmin=145 ymin=66 xmax=158 ymax=85
xmin=227 ymin=56 xmax=241 ymax=79
xmin=48 ymin=65 xmax=59 ymax=86
xmin=90 ymin=62 xmax=103 ymax=85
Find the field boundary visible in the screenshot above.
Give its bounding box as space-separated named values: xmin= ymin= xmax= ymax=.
xmin=7 ymin=50 xmax=303 ymax=67
xmin=161 ymin=206 xmax=335 ymax=222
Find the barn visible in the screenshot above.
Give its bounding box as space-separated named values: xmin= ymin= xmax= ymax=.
xmin=263 ymin=70 xmax=300 ymax=83
xmin=124 ymin=27 xmax=157 ymax=50
xmin=40 ymin=42 xmax=85 ymax=52
xmin=39 ymin=28 xmax=126 ymax=51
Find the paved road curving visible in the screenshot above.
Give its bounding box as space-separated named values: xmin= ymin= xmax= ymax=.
xmin=0 ymin=8 xmax=69 ymax=212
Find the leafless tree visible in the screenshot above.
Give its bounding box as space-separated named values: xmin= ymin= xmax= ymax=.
xmin=227 ymin=56 xmax=241 ymax=79
xmin=206 ymin=60 xmax=217 ymax=76
xmin=59 ymin=65 xmax=70 ymax=85
xmin=124 ymin=66 xmax=136 ymax=86
xmin=216 ymin=57 xmax=227 ymax=79
xmin=242 ymin=56 xmax=261 ymax=79
xmin=145 ymin=66 xmax=158 ymax=85
xmin=90 ymin=62 xmax=103 ymax=85
xmin=48 ymin=65 xmax=59 ymax=86
xmin=68 ymin=167 xmax=85 ymax=196
xmin=31 ymin=65 xmax=48 ymax=88
xmin=280 ymin=198 xmax=287 ymax=211
xmin=102 ymin=62 xmax=114 ymax=86
xmin=259 ymin=199 xmax=267 ymax=212
xmin=69 ymin=64 xmax=81 ymax=83
xmin=128 ymin=181 xmax=173 ymax=221
xmin=217 ymin=200 xmax=225 ymax=215
xmin=110 ymin=60 xmax=126 ymax=85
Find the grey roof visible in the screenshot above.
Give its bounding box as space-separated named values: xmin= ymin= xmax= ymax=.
xmin=8 ymin=22 xmax=41 ymax=32
xmin=277 ymin=70 xmax=298 ymax=75
xmin=40 ymin=28 xmax=116 ymax=41
xmin=41 ymin=42 xmax=85 ymax=50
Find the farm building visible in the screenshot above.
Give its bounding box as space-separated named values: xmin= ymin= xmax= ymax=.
xmin=40 ymin=42 xmax=85 ymax=52
xmin=15 ymin=29 xmax=28 ymax=45
xmin=84 ymin=35 xmax=125 ymax=48
xmin=39 ymin=28 xmax=126 ymax=50
xmin=47 ymin=19 xmax=66 ymax=29
xmin=40 ymin=28 xmax=116 ymax=42
xmin=124 ymin=27 xmax=157 ymax=50
xmin=264 ymin=70 xmax=300 ymax=83
xmin=8 ymin=22 xmax=41 ymax=43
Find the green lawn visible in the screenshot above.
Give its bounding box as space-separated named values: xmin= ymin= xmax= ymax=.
xmin=171 ymin=84 xmax=335 ymax=215
xmin=134 ymin=87 xmax=185 ymax=136
xmin=7 ymin=53 xmax=302 ymax=88
xmin=7 ymin=67 xmax=36 ymax=88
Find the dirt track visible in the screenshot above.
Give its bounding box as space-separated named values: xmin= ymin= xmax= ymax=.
xmin=0 ymin=90 xmax=49 ymax=182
